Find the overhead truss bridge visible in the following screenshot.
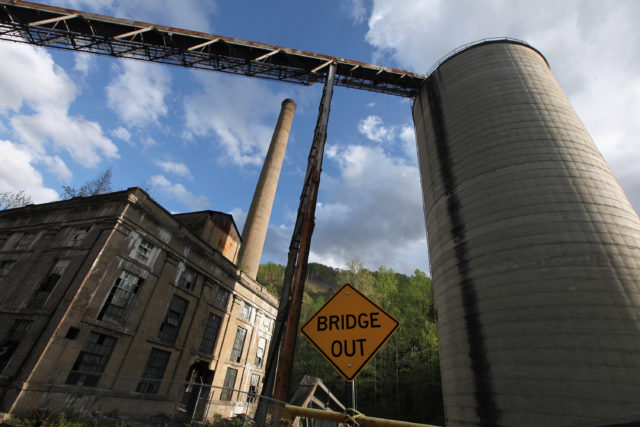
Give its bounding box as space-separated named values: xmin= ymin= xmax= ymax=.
xmin=0 ymin=0 xmax=426 ymax=97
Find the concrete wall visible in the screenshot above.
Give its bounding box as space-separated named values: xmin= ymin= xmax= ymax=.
xmin=413 ymin=41 xmax=640 ymax=426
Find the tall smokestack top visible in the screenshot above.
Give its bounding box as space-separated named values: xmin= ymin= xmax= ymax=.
xmin=238 ymin=98 xmax=296 ymax=279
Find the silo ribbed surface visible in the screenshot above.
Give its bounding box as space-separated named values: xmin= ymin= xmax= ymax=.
xmin=412 ymin=40 xmax=640 ymax=426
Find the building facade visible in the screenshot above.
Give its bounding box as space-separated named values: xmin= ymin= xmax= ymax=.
xmin=0 ymin=187 xmax=278 ymax=421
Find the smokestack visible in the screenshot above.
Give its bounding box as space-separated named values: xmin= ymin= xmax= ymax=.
xmin=238 ymin=98 xmax=296 ymax=279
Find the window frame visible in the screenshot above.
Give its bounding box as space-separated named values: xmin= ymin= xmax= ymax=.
xmin=255 ymin=337 xmax=267 ymax=368
xmin=230 ymin=326 xmax=247 ymax=363
xmin=178 ymin=266 xmax=197 ymax=290
xmin=136 ymin=348 xmax=171 ymax=394
xmin=157 ymin=295 xmax=188 ymax=343
xmin=29 ymin=259 xmax=70 ymax=309
xmin=97 ymin=270 xmax=143 ymax=326
xmin=247 ymin=374 xmax=260 ymax=403
xmin=199 ymin=313 xmax=222 ymax=354
xmin=66 ymin=331 xmax=117 ymax=387
xmin=219 ymin=367 xmax=237 ymax=401
xmin=0 ymin=319 xmax=32 ymax=373
xmin=213 ymin=287 xmax=230 ymax=310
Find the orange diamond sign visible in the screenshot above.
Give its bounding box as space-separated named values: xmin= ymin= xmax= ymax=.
xmin=301 ymin=283 xmax=399 ymax=382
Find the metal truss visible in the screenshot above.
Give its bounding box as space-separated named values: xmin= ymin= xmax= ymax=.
xmin=0 ymin=0 xmax=426 ymax=97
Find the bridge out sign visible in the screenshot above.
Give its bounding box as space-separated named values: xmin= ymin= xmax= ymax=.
xmin=301 ymin=283 xmax=399 ymax=381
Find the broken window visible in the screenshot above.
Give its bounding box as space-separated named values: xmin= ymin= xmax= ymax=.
xmin=137 ymin=348 xmax=170 ymax=394
xmin=68 ymin=226 xmax=91 ymax=246
xmin=0 ymin=260 xmax=15 ymax=279
xmin=66 ymin=332 xmax=116 ymax=387
xmin=157 ymin=295 xmax=188 ymax=343
xmin=255 ymin=337 xmax=267 ymax=368
xmin=97 ymin=270 xmax=143 ymax=326
xmin=199 ymin=313 xmax=222 ymax=354
xmin=213 ymin=287 xmax=230 ymax=310
xmin=178 ymin=266 xmax=197 ymax=290
xmin=219 ymin=367 xmax=237 ymax=401
xmin=134 ymin=239 xmax=154 ymax=264
xmin=230 ymin=326 xmax=247 ymax=363
xmin=29 ymin=259 xmax=70 ymax=309
xmin=247 ymin=374 xmax=260 ymax=403
xmin=0 ymin=319 xmax=32 ymax=373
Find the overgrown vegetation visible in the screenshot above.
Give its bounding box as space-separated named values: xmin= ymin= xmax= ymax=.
xmin=257 ymin=259 xmax=444 ymax=425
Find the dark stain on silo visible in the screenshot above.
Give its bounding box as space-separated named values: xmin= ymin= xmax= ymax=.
xmin=425 ymin=73 xmax=500 ymax=426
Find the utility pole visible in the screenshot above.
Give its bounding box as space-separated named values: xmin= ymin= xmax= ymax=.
xmin=255 ymin=62 xmax=337 ymax=426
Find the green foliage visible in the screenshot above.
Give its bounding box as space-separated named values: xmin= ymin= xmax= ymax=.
xmin=280 ymin=259 xmax=443 ymax=425
xmin=256 ymin=262 xmax=285 ymax=296
xmin=4 ymin=411 xmax=132 ymax=426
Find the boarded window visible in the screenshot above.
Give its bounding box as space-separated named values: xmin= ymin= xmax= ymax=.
xmin=98 ymin=270 xmax=143 ymax=326
xmin=213 ymin=287 xmax=230 ymax=310
xmin=137 ymin=348 xmax=170 ymax=394
xmin=0 ymin=319 xmax=32 ymax=373
xmin=219 ymin=368 xmax=237 ymax=401
xmin=66 ymin=332 xmax=116 ymax=387
xmin=199 ymin=313 xmax=222 ymax=354
xmin=157 ymin=295 xmax=188 ymax=343
xmin=255 ymin=337 xmax=267 ymax=368
xmin=29 ymin=259 xmax=70 ymax=309
xmin=69 ymin=226 xmax=91 ymax=246
xmin=230 ymin=326 xmax=247 ymax=363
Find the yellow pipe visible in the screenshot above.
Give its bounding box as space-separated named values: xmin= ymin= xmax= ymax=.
xmin=281 ymin=405 xmax=440 ymax=427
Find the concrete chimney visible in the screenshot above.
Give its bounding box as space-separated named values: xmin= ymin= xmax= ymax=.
xmin=238 ymin=98 xmax=296 ymax=279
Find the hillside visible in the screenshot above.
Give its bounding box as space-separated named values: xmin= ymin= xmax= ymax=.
xmin=257 ymin=260 xmax=443 ymax=425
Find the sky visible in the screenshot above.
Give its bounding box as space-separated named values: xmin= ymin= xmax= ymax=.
xmin=0 ymin=0 xmax=639 ymax=275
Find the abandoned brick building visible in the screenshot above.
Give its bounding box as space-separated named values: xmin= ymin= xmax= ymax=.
xmin=0 ymin=187 xmax=278 ymax=421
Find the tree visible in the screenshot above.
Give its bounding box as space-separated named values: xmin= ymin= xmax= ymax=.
xmin=0 ymin=190 xmax=32 ymax=209
xmin=62 ymin=167 xmax=112 ymax=199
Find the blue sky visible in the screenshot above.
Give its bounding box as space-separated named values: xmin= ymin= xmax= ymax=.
xmin=1 ymin=0 xmax=639 ymax=275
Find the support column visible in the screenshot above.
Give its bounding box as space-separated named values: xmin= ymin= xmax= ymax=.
xmin=238 ymin=98 xmax=296 ymax=279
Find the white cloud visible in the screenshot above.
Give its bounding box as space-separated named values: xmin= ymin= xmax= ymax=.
xmin=364 ymin=0 xmax=640 ymax=211
xmin=42 ymin=155 xmax=72 ymax=182
xmin=73 ymin=53 xmax=94 ymax=75
xmin=106 ymin=61 xmax=171 ymax=127
xmin=0 ymin=42 xmax=118 ymax=168
xmin=111 ymin=126 xmax=131 ymax=142
xmin=148 ymin=174 xmax=210 ymax=211
xmin=0 ymin=140 xmax=59 ymax=203
xmin=184 ymin=72 xmax=291 ymax=166
xmin=344 ymin=0 xmax=367 ymax=25
xmin=358 ymin=115 xmax=393 ymax=142
xmin=155 ymin=160 xmax=193 ymax=180
xmin=310 ymin=144 xmax=428 ymax=274
xmin=49 ymin=0 xmax=216 ymax=33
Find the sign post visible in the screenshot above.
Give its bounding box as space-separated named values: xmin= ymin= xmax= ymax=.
xmin=301 ymin=283 xmax=399 ymax=382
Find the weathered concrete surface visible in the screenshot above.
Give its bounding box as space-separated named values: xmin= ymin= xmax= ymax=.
xmin=238 ymin=99 xmax=296 ymax=280
xmin=413 ymin=41 xmax=640 ymax=426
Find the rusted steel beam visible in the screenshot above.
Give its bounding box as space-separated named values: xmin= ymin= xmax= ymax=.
xmin=0 ymin=0 xmax=425 ymax=96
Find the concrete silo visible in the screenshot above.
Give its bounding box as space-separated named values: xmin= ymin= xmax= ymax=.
xmin=412 ymin=40 xmax=640 ymax=426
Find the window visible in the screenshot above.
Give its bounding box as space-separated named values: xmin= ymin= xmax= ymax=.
xmin=98 ymin=270 xmax=143 ymax=326
xmin=157 ymin=295 xmax=188 ymax=343
xmin=219 ymin=368 xmax=237 ymax=401
xmin=0 ymin=319 xmax=32 ymax=373
xmin=255 ymin=337 xmax=267 ymax=368
xmin=247 ymin=374 xmax=260 ymax=403
xmin=213 ymin=287 xmax=230 ymax=310
xmin=137 ymin=348 xmax=170 ymax=394
xmin=199 ymin=313 xmax=222 ymax=354
xmin=66 ymin=332 xmax=116 ymax=387
xmin=230 ymin=326 xmax=247 ymax=363
xmin=135 ymin=239 xmax=154 ymax=264
xmin=0 ymin=260 xmax=15 ymax=279
xmin=261 ymin=317 xmax=273 ymax=333
xmin=14 ymin=233 xmax=34 ymax=250
xmin=69 ymin=226 xmax=91 ymax=246
xmin=178 ymin=267 xmax=197 ymax=290
xmin=29 ymin=259 xmax=70 ymax=309
xmin=240 ymin=303 xmax=253 ymax=321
